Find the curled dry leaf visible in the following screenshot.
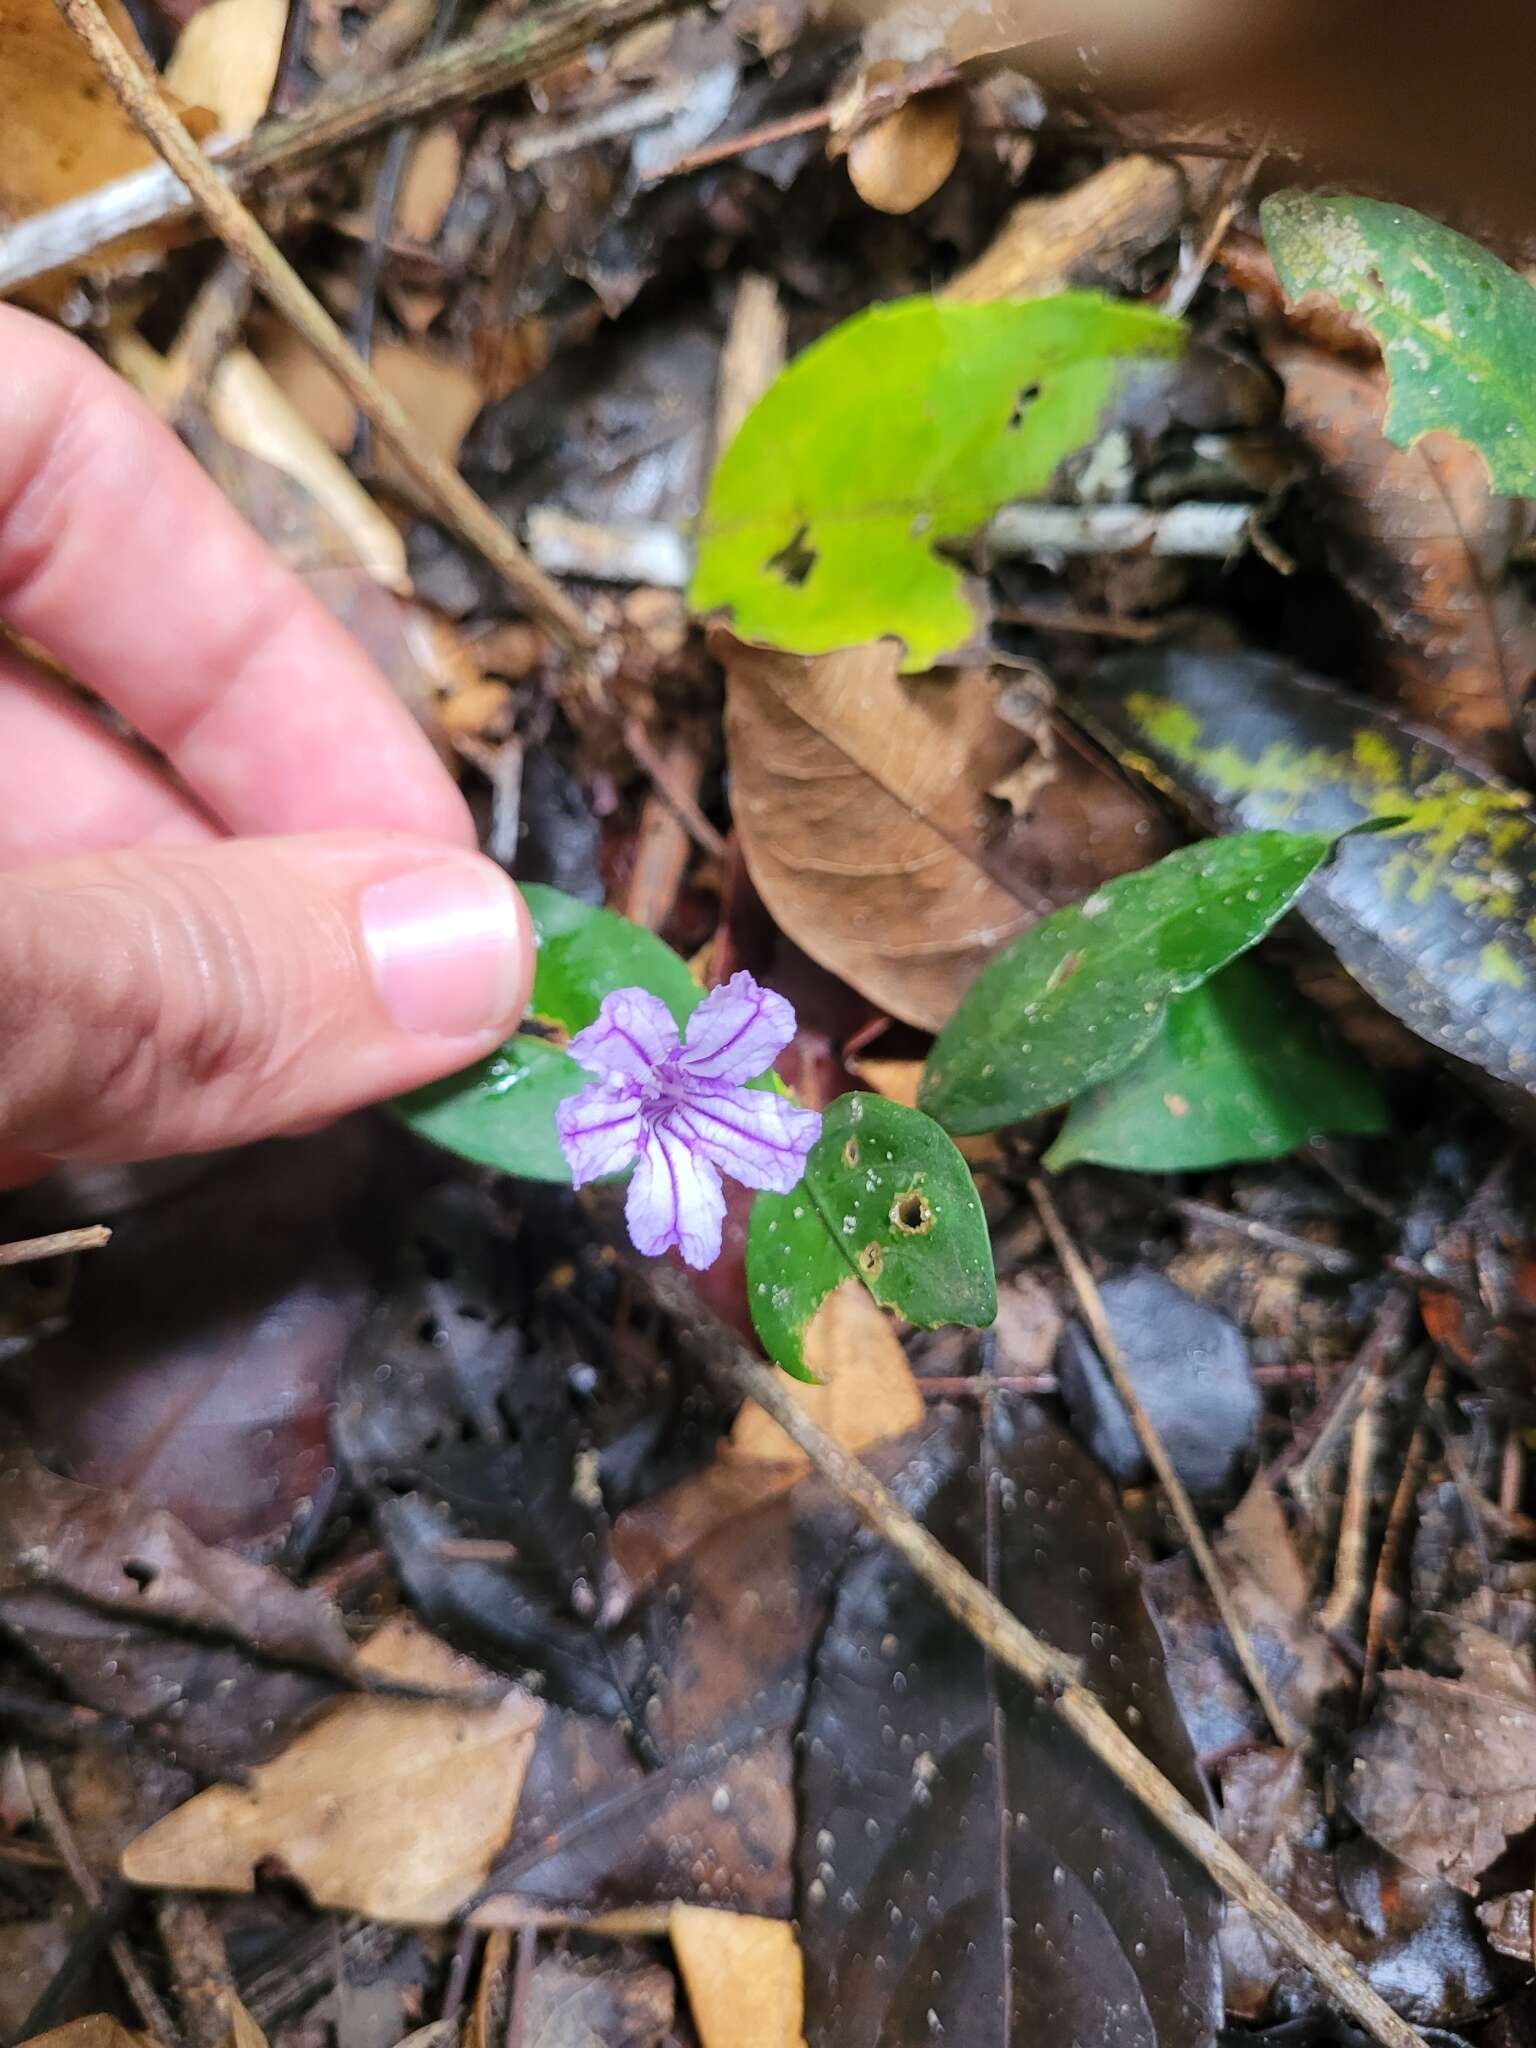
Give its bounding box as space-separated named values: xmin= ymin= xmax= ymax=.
xmin=671 ymin=1906 xmax=807 ymax=2048
xmin=121 ymin=1620 xmax=544 ymax=1923
xmin=723 ymin=638 xmax=1167 ymax=1031
xmin=846 ymin=88 xmax=965 ymax=215
xmin=162 ymin=0 xmax=288 ymax=133
xmin=1271 ymin=343 xmax=1536 ymax=762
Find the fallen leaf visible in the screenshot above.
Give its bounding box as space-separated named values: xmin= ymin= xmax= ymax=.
xmin=395 ymin=122 xmax=464 ymax=245
xmin=1270 ymin=343 xmax=1536 ymax=761
xmin=523 ymin=1951 xmax=677 ymax=2048
xmin=797 ymin=1398 xmax=1221 ymax=2046
xmin=121 ymin=1618 xmax=543 ymax=1921
xmin=845 ymin=88 xmax=964 ymax=215
xmin=723 ymin=638 xmax=1168 ymax=1031
xmin=671 ymin=1906 xmax=806 ymax=2048
xmin=727 ymin=1278 xmax=925 ymax=1468
xmin=256 ymin=327 xmax=485 ymax=487
xmin=18 ymin=2023 xmax=150 ymax=2048
xmin=163 ymin=0 xmax=288 ymax=132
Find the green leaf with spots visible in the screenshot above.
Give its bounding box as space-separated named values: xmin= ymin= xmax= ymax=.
xmin=1071 ymin=648 xmax=1536 ymax=1104
xmin=1044 ymin=955 xmax=1390 ymax=1173
xmin=747 ymin=1093 xmax=995 ymax=1380
xmin=918 ymin=830 xmax=1338 ymax=1135
xmin=690 ymin=293 xmax=1184 ymax=672
xmin=1261 ymin=191 xmax=1536 ymax=495
xmin=396 ymin=883 xmax=701 ymax=1183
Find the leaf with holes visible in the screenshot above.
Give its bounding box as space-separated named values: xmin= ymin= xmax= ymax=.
xmin=747 ymin=1094 xmax=995 ymax=1380
xmin=919 ymin=830 xmax=1339 ymax=1134
xmin=690 ymin=294 xmax=1183 ymax=671
xmin=397 ymin=884 xmax=702 ymax=1183
xmin=1044 ymin=955 xmax=1390 ymax=1173
xmin=1262 ymin=192 xmax=1536 ymax=496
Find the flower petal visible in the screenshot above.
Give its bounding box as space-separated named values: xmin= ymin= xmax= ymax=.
xmin=677 ymin=971 xmax=796 ymax=1085
xmin=669 ymin=1086 xmax=821 ymax=1195
xmin=626 ymin=1121 xmax=726 ymax=1269
xmin=555 ymin=1079 xmax=643 ymax=1187
xmin=567 ymin=988 xmax=678 ymax=1084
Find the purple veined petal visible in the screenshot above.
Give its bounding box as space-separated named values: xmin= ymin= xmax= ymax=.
xmin=555 ymin=1079 xmax=644 ymax=1187
xmin=626 ymin=1120 xmax=727 ymax=1269
xmin=668 ymin=1086 xmax=821 ymax=1195
xmin=566 ymin=987 xmax=679 ymax=1084
xmin=676 ymin=971 xmax=797 ymax=1086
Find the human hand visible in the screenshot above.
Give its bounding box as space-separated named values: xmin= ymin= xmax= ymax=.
xmin=0 ymin=305 xmax=533 ymax=1184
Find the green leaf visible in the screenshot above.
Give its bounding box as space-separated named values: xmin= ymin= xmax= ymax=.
xmin=1044 ymin=955 xmax=1390 ymax=1173
xmin=1261 ymin=191 xmax=1536 ymax=496
xmin=918 ymin=830 xmax=1336 ymax=1134
xmin=690 ymin=293 xmax=1183 ymax=672
xmin=1071 ymin=647 xmax=1536 ymax=1104
xmin=397 ymin=883 xmax=702 ymax=1183
xmin=747 ymin=1093 xmax=996 ymax=1379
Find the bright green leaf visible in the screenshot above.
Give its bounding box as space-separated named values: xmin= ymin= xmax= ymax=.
xmin=919 ymin=831 xmax=1338 ymax=1134
xmin=1261 ymin=191 xmax=1536 ymax=496
xmin=1044 ymin=955 xmax=1390 ymax=1173
xmin=690 ymin=293 xmax=1183 ymax=672
xmin=747 ymin=1094 xmax=996 ymax=1379
xmin=397 ymin=883 xmax=701 ymax=1183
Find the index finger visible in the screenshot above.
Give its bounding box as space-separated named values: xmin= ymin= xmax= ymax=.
xmin=0 ymin=305 xmax=474 ymax=849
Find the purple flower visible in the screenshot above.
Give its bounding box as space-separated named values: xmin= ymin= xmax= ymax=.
xmin=555 ymin=972 xmax=822 ymax=1270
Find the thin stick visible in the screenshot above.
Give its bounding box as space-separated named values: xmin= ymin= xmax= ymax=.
xmin=3 ymin=0 xmax=691 ymax=295
xmin=1360 ymin=1364 xmax=1440 ymax=1708
xmin=57 ymin=0 xmax=599 ymax=661
xmin=635 ymin=1257 xmax=1427 ymax=2048
xmin=1319 ymin=1368 xmax=1381 ymax=1634
xmin=26 ymin=1760 xmax=181 ymax=2048
xmin=1027 ymin=1174 xmax=1298 ymax=1747
xmin=0 ymin=1224 xmax=111 ymax=1265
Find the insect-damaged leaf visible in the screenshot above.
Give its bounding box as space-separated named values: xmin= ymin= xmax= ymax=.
xmin=1045 ymin=955 xmax=1390 ymax=1173
xmin=797 ymin=1398 xmax=1221 ymax=2047
xmin=691 ymin=294 xmax=1183 ymax=671
xmin=398 ymin=884 xmax=702 ymax=1183
xmin=1073 ymin=649 xmax=1536 ymax=1101
xmin=746 ymin=1095 xmax=995 ymax=1381
xmin=1261 ymin=192 xmax=1536 ymax=497
xmin=919 ymin=830 xmax=1337 ymax=1134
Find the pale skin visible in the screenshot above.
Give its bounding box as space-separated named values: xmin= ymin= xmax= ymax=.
xmin=0 ymin=303 xmax=535 ymax=1185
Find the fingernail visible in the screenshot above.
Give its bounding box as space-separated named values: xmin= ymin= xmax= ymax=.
xmin=362 ymin=857 xmax=527 ymax=1038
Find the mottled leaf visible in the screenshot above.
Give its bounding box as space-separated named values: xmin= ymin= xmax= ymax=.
xmin=1262 ymin=192 xmax=1536 ymax=495
xmin=919 ymin=830 xmax=1337 ymax=1134
xmin=691 ymin=294 xmax=1183 ymax=670
xmin=1073 ymin=649 xmax=1536 ymax=1100
xmin=746 ymin=1094 xmax=995 ymax=1381
xmin=1046 ymin=955 xmax=1390 ymax=1172
xmin=797 ymin=1398 xmax=1221 ymax=2047
xmin=398 ymin=884 xmax=701 ymax=1183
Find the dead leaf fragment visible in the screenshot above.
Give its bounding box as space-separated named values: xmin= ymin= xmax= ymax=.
xmin=19 ymin=2022 xmax=150 ymax=2048
xmin=396 ymin=123 xmax=464 ymax=245
xmin=671 ymin=1906 xmax=807 ymax=2048
xmin=121 ymin=1619 xmax=543 ymax=1922
xmin=163 ymin=0 xmax=288 ymax=132
xmin=727 ymin=1279 xmax=924 ymax=1467
xmin=846 ymin=89 xmax=964 ymax=215
xmin=723 ymin=638 xmax=1166 ymax=1029
xmin=257 ymin=326 xmax=484 ymax=488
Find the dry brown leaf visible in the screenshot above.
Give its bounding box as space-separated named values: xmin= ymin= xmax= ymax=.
xmin=163 ymin=0 xmax=288 ymax=132
xmin=846 ymin=88 xmax=964 ymax=214
xmin=19 ymin=2022 xmax=150 ymax=2048
xmin=728 ymin=1279 xmax=925 ymax=1468
xmin=208 ymin=351 xmax=410 ymax=592
xmin=257 ymin=326 xmax=484 ymax=485
xmin=120 ymin=1619 xmax=543 ymax=1922
xmin=671 ymin=1907 xmax=806 ymax=2048
xmin=216 ymin=1990 xmax=269 ymax=2048
xmin=0 ymin=0 xmax=163 ymax=224
xmin=723 ymin=638 xmax=1166 ymax=1030
xmin=1271 ymin=343 xmax=1536 ymax=761
xmin=396 ymin=122 xmax=464 ymax=245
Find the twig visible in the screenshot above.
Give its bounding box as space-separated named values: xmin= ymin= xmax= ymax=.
xmin=1319 ymin=1361 xmax=1384 ymax=1634
xmin=162 ymin=254 xmax=253 ymax=425
xmin=0 ymin=1223 xmax=111 ymax=1265
xmin=1161 ymin=131 xmax=1271 ymax=319
xmin=56 ymin=0 xmax=599 ymax=662
xmin=920 ymin=1374 xmax=1058 ymax=1399
xmin=644 ymin=103 xmax=833 ymax=181
xmin=26 ymin=1759 xmax=182 ymax=2048
xmin=632 ymin=1255 xmax=1427 ymax=2048
xmin=1027 ymin=1174 xmax=1298 ymax=1747
xmin=3 ymin=0 xmax=689 ymax=295
xmin=506 ymin=1923 xmax=538 ymax=2048
xmin=156 ymin=1897 xmax=240 ymax=2048
xmin=622 ymin=719 xmax=725 ymax=861
xmin=1360 ymin=1364 xmax=1440 ymax=1709
xmin=1169 ymin=1196 xmax=1358 ymax=1276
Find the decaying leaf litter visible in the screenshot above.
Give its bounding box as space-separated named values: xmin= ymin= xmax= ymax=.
xmin=10 ymin=3 xmax=1536 ymax=2045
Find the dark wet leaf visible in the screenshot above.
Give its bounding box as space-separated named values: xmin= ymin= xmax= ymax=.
xmin=1075 ymin=649 xmax=1536 ymax=1102
xmin=1045 ymin=956 xmax=1390 ymax=1173
xmin=919 ymin=829 xmax=1338 ymax=1133
xmin=746 ymin=1094 xmax=995 ymax=1380
xmin=796 ymin=1399 xmax=1221 ymax=2047
xmin=1054 ymin=1269 xmax=1260 ymax=1497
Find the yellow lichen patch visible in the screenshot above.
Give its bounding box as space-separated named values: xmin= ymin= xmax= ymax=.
xmin=1482 ymin=940 xmax=1527 ymax=989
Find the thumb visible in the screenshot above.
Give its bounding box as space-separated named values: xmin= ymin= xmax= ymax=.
xmin=0 ymin=833 xmax=533 ymax=1167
